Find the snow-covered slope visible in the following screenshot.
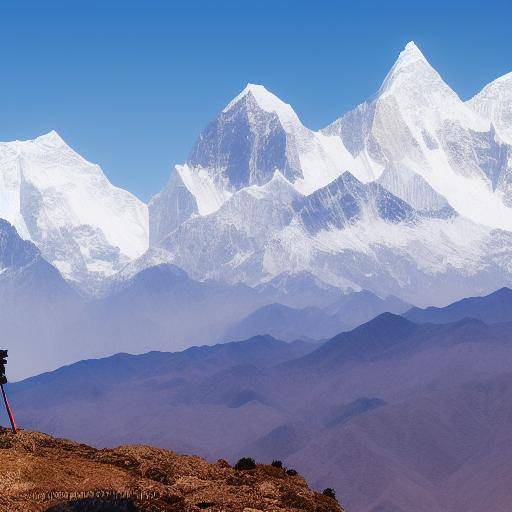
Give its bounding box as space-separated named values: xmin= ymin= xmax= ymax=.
xmin=467 ymin=72 xmax=512 ymax=206
xmin=468 ymin=72 xmax=512 ymax=145
xmin=0 ymin=131 xmax=148 ymax=286
xmin=149 ymin=84 xmax=364 ymax=244
xmin=323 ymin=42 xmax=512 ymax=230
xmin=154 ymin=169 xmax=512 ymax=306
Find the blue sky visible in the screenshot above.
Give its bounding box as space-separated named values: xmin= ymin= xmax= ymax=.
xmin=0 ymin=0 xmax=510 ymax=200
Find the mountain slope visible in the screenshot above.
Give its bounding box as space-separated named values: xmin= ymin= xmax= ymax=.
xmin=325 ymin=290 xmax=410 ymax=327
xmin=154 ymin=167 xmax=512 ymax=305
xmin=254 ymin=271 xmax=345 ymax=309
xmin=0 ymin=131 xmax=148 ymax=288
xmin=468 ymin=71 xmax=512 ymax=145
xmin=294 ymin=172 xmax=419 ymax=234
xmin=323 ymin=42 xmax=512 ymax=230
xmin=0 ymin=428 xmax=343 ymax=512
xmin=90 ymin=264 xmax=270 ymax=354
xmin=286 ymin=372 xmax=512 ymax=512
xmin=148 ymin=82 xmax=366 ymax=246
xmin=226 ymin=290 xmax=411 ymax=342
xmin=404 ymin=286 xmax=512 ymax=324
xmin=0 ymin=224 xmax=289 ymax=379
xmin=6 ymin=335 xmax=316 ymax=453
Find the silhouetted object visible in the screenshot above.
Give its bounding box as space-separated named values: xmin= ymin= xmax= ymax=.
xmin=0 ymin=350 xmax=17 ymax=433
xmin=271 ymin=459 xmax=283 ymax=469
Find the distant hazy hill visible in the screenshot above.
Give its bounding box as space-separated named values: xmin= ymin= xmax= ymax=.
xmin=404 ymin=286 xmax=512 ymax=324
xmin=7 ymin=311 xmax=512 ymax=511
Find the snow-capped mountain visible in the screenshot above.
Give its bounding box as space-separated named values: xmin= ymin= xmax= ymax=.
xmin=156 ymin=168 xmax=512 ymax=305
xmin=147 ymin=41 xmax=512 ymax=306
xmin=324 ymin=42 xmax=512 ymax=228
xmin=0 ymin=218 xmax=77 ymax=300
xmin=149 ymin=83 xmax=361 ymax=245
xmin=0 ymin=131 xmax=148 ymax=288
xmin=1 ymin=41 xmax=511 ymax=308
xmin=468 ymin=71 xmax=512 ymax=145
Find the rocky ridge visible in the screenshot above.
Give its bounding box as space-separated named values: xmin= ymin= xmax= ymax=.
xmin=0 ymin=428 xmax=343 ymax=512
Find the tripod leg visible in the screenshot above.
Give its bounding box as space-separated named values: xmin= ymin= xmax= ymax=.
xmin=1 ymin=384 xmax=17 ymax=433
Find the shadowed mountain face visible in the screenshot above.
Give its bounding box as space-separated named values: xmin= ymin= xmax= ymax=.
xmin=404 ymin=286 xmax=512 ymax=324
xmin=294 ymin=172 xmax=419 ymax=234
xmin=0 ymin=219 xmax=79 ymax=301
xmin=6 ymin=312 xmax=512 ymax=511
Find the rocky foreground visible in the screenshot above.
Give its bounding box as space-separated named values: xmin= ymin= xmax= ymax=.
xmin=0 ymin=428 xmax=344 ymax=512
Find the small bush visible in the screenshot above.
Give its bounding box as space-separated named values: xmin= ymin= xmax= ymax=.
xmin=286 ymin=468 xmax=298 ymax=476
xmin=322 ymin=488 xmax=337 ymax=500
xmin=234 ymin=457 xmax=256 ymax=470
xmin=271 ymin=459 xmax=283 ymax=469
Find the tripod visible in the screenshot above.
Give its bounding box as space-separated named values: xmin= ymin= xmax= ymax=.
xmin=1 ymin=383 xmax=17 ymax=433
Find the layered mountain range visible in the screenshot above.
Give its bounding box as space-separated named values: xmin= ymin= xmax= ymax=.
xmin=8 ymin=287 xmax=512 ymax=512
xmin=1 ymin=40 xmax=512 ymax=378
xmin=1 ymin=218 xmax=413 ymax=379
xmin=147 ymin=41 xmax=512 ymax=306
xmin=1 ymin=42 xmax=511 ymax=306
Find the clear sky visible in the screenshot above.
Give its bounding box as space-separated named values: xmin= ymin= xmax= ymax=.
xmin=0 ymin=0 xmax=510 ymax=201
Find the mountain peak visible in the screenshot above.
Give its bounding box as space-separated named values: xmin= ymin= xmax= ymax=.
xmin=379 ymin=41 xmax=441 ymax=95
xmin=391 ymin=41 xmax=430 ymax=73
xmin=34 ymin=130 xmax=67 ymax=148
xmin=223 ymin=83 xmax=300 ymax=125
xmin=399 ymin=41 xmax=427 ymax=64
